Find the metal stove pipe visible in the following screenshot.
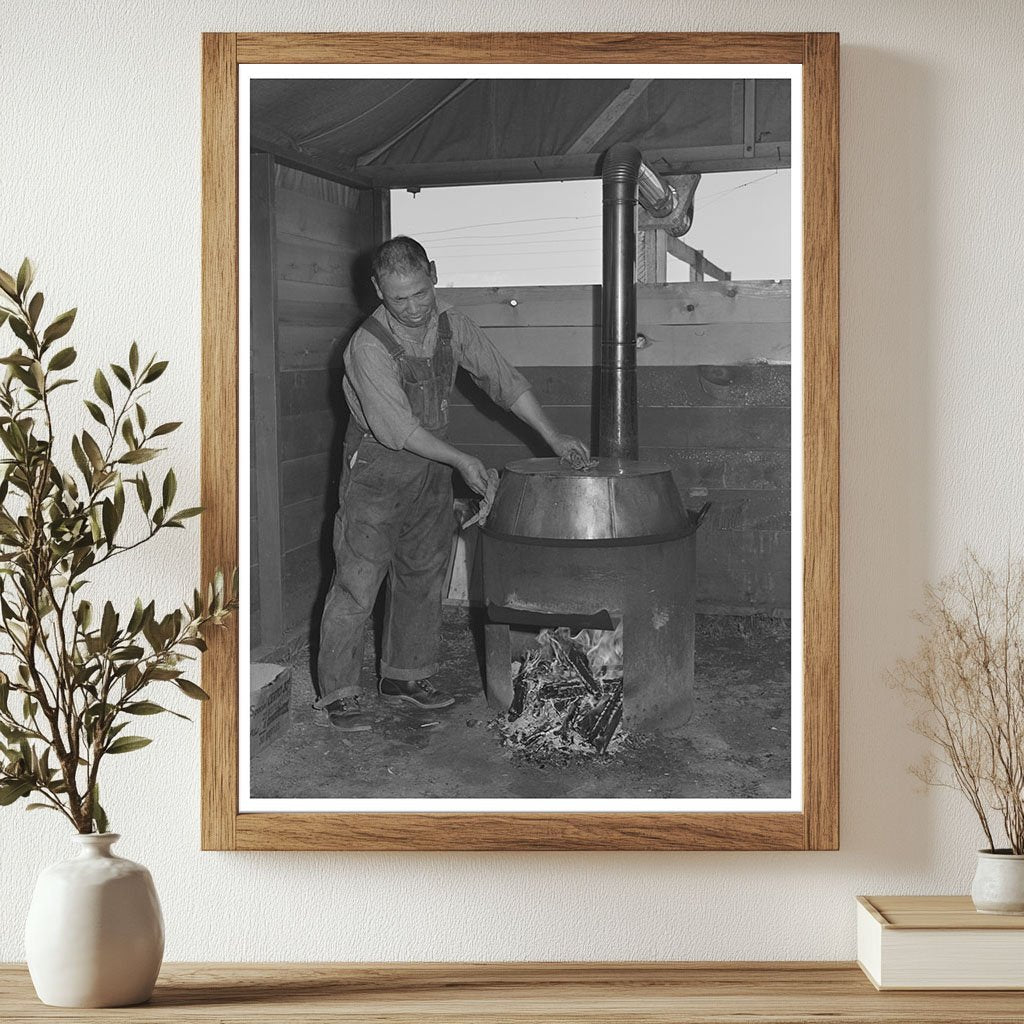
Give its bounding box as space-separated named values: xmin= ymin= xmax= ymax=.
xmin=598 ymin=145 xmax=677 ymax=460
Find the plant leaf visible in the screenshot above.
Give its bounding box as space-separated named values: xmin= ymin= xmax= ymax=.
xmin=0 ymin=269 xmax=18 ymax=300
xmin=8 ymin=317 xmax=32 ymax=345
xmin=142 ymin=360 xmax=168 ymax=384
xmin=16 ymin=258 xmax=34 ymax=298
xmin=168 ymin=507 xmax=202 ymax=524
xmin=48 ymin=346 xmax=76 ymax=371
xmin=162 ymin=468 xmax=176 ymax=509
xmin=71 ymin=435 xmax=92 ymax=483
xmin=42 ymin=308 xmax=76 ymax=344
xmin=176 ymin=679 xmax=210 ymax=701
xmin=105 ymin=735 xmax=152 ymax=754
xmin=101 ymin=498 xmax=116 ymax=547
xmin=121 ymin=418 xmax=137 ymax=450
xmin=92 ymin=794 xmax=108 ymax=835
xmin=136 ymin=473 xmax=152 ymax=513
xmin=76 ymin=600 xmax=93 ymax=630
xmin=27 ymin=292 xmax=43 ymax=328
xmin=129 ymin=342 xmax=139 ymax=375
xmin=0 ymin=779 xmax=33 ymax=805
xmin=113 ymin=475 xmax=125 ymax=523
xmin=118 ymin=448 xmax=157 ymax=465
xmin=83 ymin=400 xmax=106 ymax=427
xmin=124 ymin=700 xmax=188 ymax=720
xmin=93 ymin=369 xmax=113 ymax=409
xmin=81 ymin=431 xmax=105 ymax=472
xmin=150 ymin=421 xmax=181 ymax=438
xmin=110 ymin=363 xmax=131 ymax=389
xmin=100 ymin=601 xmax=117 ymax=647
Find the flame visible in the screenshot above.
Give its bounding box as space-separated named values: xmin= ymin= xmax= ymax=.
xmin=572 ymin=621 xmax=623 ymax=681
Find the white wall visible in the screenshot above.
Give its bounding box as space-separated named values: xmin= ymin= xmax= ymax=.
xmin=2 ymin=0 xmax=1022 ymax=962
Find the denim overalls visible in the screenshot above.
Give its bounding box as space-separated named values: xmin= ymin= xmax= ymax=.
xmin=315 ymin=313 xmax=458 ymax=708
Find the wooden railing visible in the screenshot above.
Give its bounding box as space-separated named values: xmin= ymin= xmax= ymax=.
xmin=638 ymin=228 xmax=731 ymax=283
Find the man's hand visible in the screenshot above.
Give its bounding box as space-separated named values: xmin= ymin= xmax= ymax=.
xmin=509 ymin=392 xmax=592 ymax=468
xmin=548 ymin=432 xmax=590 ymax=464
xmin=455 ymin=454 xmax=490 ymax=496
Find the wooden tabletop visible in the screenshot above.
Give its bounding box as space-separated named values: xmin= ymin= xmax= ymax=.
xmin=3 ymin=962 xmax=1024 ymax=1022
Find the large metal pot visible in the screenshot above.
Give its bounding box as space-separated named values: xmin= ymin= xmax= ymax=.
xmin=481 ymin=458 xmax=704 ymax=731
xmin=485 ymin=457 xmax=690 ymax=542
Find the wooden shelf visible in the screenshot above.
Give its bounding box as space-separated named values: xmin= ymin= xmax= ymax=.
xmin=3 ymin=962 xmax=1024 ymax=1022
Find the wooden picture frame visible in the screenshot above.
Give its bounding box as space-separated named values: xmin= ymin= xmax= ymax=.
xmin=201 ymin=32 xmax=838 ymax=851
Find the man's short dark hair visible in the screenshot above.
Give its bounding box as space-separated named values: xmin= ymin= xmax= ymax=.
xmin=371 ymin=236 xmax=431 ymax=282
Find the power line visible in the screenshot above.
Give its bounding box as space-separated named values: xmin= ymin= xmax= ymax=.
xmin=407 ymin=171 xmax=782 ymax=239
xmin=430 ymin=237 xmax=600 ymax=251
xmin=699 ymin=170 xmax=780 ymax=210
xmin=438 ymin=246 xmax=600 ymax=258
xmin=419 ymin=225 xmax=602 ymax=245
xmin=412 ymin=213 xmax=602 ymax=236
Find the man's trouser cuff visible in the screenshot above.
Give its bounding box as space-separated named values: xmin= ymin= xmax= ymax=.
xmin=311 ymin=684 xmax=361 ymax=710
xmin=379 ymin=661 xmax=440 ymax=682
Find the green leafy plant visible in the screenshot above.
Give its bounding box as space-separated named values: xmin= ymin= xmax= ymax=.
xmin=0 ymin=259 xmax=236 ymax=833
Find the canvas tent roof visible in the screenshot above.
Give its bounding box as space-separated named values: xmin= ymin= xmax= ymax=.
xmin=250 ymin=78 xmax=791 ymax=189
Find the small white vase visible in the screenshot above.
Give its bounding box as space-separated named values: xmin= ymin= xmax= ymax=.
xmin=24 ymin=833 xmax=164 ymax=1007
xmin=970 ymin=849 xmax=1024 ymax=915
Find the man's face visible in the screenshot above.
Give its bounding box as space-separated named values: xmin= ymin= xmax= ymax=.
xmin=373 ymin=262 xmax=438 ymax=329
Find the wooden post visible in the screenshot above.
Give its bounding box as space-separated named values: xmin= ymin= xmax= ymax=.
xmin=637 ymin=229 xmax=667 ymax=284
xmin=372 ymin=187 xmax=391 ymax=244
xmin=743 ymin=79 xmax=757 ymax=158
xmin=689 ymin=250 xmax=704 ymax=282
xmin=250 ymin=152 xmax=284 ymax=650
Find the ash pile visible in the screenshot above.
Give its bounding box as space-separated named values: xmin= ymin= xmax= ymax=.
xmin=494 ymin=625 xmax=626 ymax=755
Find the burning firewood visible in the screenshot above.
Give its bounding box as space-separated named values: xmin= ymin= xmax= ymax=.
xmin=494 ymin=624 xmax=626 ymax=755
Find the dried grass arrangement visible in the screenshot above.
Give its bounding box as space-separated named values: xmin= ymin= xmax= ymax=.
xmin=894 ymin=552 xmax=1024 ymax=854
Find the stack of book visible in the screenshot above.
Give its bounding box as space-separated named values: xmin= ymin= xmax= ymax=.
xmin=857 ymin=895 xmax=1024 ymax=990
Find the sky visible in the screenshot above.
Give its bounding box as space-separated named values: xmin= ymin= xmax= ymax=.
xmin=392 ymin=169 xmax=791 ymax=288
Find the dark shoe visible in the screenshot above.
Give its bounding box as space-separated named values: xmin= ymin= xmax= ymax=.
xmin=378 ymin=677 xmax=455 ymax=710
xmin=325 ymin=695 xmax=372 ymax=732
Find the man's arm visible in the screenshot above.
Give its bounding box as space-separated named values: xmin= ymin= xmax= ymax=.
xmin=448 ymin=311 xmax=589 ymax=463
xmin=510 ymin=390 xmax=590 ymax=462
xmin=403 ymin=426 xmax=490 ymax=495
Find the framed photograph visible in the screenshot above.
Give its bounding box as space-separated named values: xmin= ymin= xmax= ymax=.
xmin=201 ymin=32 xmax=838 ymax=850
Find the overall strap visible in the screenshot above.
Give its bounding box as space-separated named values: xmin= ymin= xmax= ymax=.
xmin=359 ymin=314 xmax=406 ymax=362
xmin=435 ymin=311 xmax=454 ymax=381
xmin=437 ymin=310 xmax=452 ymax=344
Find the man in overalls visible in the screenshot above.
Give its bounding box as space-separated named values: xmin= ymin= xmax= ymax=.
xmin=315 ymin=236 xmax=589 ymax=731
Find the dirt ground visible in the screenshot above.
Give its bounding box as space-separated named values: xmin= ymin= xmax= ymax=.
xmin=250 ymin=607 xmax=791 ymax=801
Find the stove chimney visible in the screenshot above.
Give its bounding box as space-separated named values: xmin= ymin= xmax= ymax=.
xmin=598 ymin=145 xmax=679 ymax=460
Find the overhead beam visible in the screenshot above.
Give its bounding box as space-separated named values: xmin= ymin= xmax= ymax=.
xmin=250 ymin=135 xmax=373 ymax=190
xmin=352 ymin=142 xmax=790 ymax=188
xmin=565 ymin=79 xmax=654 ymax=154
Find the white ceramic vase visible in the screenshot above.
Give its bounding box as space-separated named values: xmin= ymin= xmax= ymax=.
xmin=24 ymin=833 xmax=164 ymax=1007
xmin=970 ymin=849 xmax=1024 ymax=915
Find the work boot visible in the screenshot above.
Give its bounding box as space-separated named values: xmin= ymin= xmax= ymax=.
xmin=324 ymin=694 xmax=372 ymax=732
xmin=378 ymin=677 xmax=455 ymax=710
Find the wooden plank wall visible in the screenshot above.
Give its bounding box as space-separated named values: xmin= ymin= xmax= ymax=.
xmin=439 ymin=282 xmax=792 ymax=615
xmin=270 ymin=166 xmax=376 ymax=638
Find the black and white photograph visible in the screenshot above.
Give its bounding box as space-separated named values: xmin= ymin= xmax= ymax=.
xmin=242 ymin=66 xmax=799 ymax=812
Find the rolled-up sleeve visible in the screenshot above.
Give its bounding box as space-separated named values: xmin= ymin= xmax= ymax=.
xmin=449 ymin=309 xmax=532 ymax=410
xmin=343 ymin=331 xmax=419 ymax=450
